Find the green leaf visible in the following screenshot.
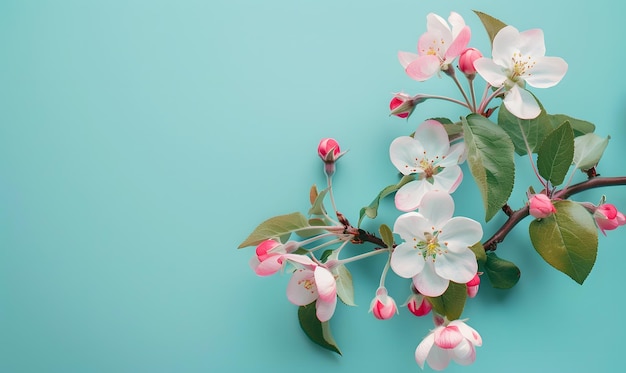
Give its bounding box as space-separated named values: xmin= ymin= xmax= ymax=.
xmin=473 ymin=10 xmax=507 ymax=45
xmin=238 ymin=212 xmax=309 ymax=248
xmin=484 ymin=252 xmax=520 ymax=289
xmin=358 ymin=175 xmax=414 ymax=226
xmin=469 ymin=241 xmax=486 ymax=267
xmin=426 ymin=281 xmax=467 ymax=320
xmin=529 ymin=200 xmax=598 ymax=284
xmin=497 ymin=102 xmax=554 ymax=155
xmin=309 ymin=187 xmax=329 ymax=216
xmin=537 ymin=121 xmax=574 ymax=186
xmin=462 ymin=114 xmax=516 ymax=221
xmin=334 ymin=264 xmax=356 ymax=306
xmin=379 ymin=224 xmax=394 ymax=249
xmin=298 ymin=303 xmax=342 ymax=355
xmin=573 ymin=133 xmax=610 ymax=171
xmin=548 ymin=114 xmax=595 ymax=136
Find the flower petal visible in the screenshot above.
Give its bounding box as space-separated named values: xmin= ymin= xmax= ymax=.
xmin=314 ymin=266 xmax=337 ymax=302
xmin=395 ymin=179 xmax=433 ymax=211
xmin=451 ymin=339 xmax=476 ymax=366
xmin=418 ymin=190 xmax=454 ymax=228
xmin=503 ymin=85 xmax=541 ymax=119
xmin=450 ymin=320 xmax=483 ymax=346
xmin=524 ymin=56 xmax=568 ymax=88
xmin=406 ymin=55 xmax=441 ymax=81
xmin=398 ymin=51 xmax=419 ymax=69
xmin=390 ymin=243 xmax=426 ymax=278
xmin=439 ymin=217 xmax=483 ymax=252
xmin=426 ymin=345 xmax=452 ymax=371
xmin=432 ymin=165 xmax=463 ymax=194
xmin=434 ymin=249 xmax=478 ymax=284
xmin=491 ymin=26 xmax=520 ymax=67
xmin=315 ymin=297 xmax=337 ymax=322
xmin=414 ymin=120 xmax=450 ymax=157
xmin=393 ymin=212 xmax=430 ymax=240
xmin=448 ymin=12 xmax=466 ymax=39
xmin=434 ymin=325 xmax=463 ymax=349
xmin=473 ymin=57 xmax=508 ymax=87
xmin=390 ymin=136 xmax=425 ymax=175
xmin=255 ymin=255 xmax=284 ymax=276
xmin=413 ymin=261 xmax=450 ymax=297
xmin=445 ymin=26 xmax=470 ymax=60
xmin=286 ymin=269 xmax=318 ymax=306
xmin=415 ymin=332 xmax=436 ymax=369
xmin=518 ymin=28 xmax=545 ymax=57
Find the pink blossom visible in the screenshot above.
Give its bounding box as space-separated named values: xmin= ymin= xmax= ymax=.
xmin=415 ymin=318 xmax=482 ymax=370
xmin=249 ymin=240 xmax=299 ymax=276
xmin=317 ymin=138 xmax=340 ymax=160
xmin=406 ymin=293 xmax=432 ymax=317
xmin=528 ymin=193 xmax=556 ymax=219
xmin=369 ymin=287 xmax=398 ymax=320
xmin=458 ymin=47 xmax=482 ymax=76
xmin=399 ymin=12 xmax=471 ymax=81
xmin=594 ymin=203 xmax=626 ymax=235
xmin=466 ymin=273 xmax=481 ymax=298
xmin=286 ymin=257 xmax=337 ymax=322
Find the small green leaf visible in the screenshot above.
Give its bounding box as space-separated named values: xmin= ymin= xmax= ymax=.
xmin=573 ymin=133 xmax=610 ymax=171
xmin=334 ymin=264 xmax=356 ymax=306
xmin=529 ymin=200 xmax=598 ymax=284
xmin=548 ymin=114 xmax=595 ymax=136
xmin=537 ymin=121 xmax=574 ymax=186
xmin=426 ymin=281 xmax=467 ymax=320
xmin=497 ymin=102 xmax=554 ymax=155
xmin=320 ymin=250 xmax=333 ymax=263
xmin=309 ymin=187 xmax=329 ymax=216
xmin=484 ymin=252 xmax=520 ymax=289
xmin=238 ymin=212 xmax=309 ymax=248
xmin=462 ymin=114 xmax=516 ymax=221
xmin=379 ymin=224 xmax=394 ymax=249
xmin=298 ymin=303 xmax=342 ymax=355
xmin=469 ymin=241 xmax=486 ymax=267
xmin=473 ymin=10 xmax=507 ymax=45
xmin=358 ymin=175 xmax=414 ymax=226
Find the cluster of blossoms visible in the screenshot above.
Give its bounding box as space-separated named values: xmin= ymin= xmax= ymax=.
xmin=240 ymin=10 xmax=626 ymax=371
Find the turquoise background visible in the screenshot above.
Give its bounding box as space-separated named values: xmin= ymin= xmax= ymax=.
xmin=1 ymin=0 xmax=624 ymax=372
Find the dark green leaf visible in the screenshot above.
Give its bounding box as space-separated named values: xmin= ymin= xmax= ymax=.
xmin=473 ymin=10 xmax=507 ymax=45
xmin=426 ymin=281 xmax=467 ymax=320
xmin=548 ymin=114 xmax=595 ymax=136
xmin=529 ymin=200 xmax=598 ymax=284
xmin=537 ymin=121 xmax=574 ymax=186
xmin=497 ymin=102 xmax=554 ymax=155
xmin=238 ymin=212 xmax=309 ymax=248
xmin=462 ymin=114 xmax=515 ymax=221
xmin=358 ymin=175 xmax=414 ymax=226
xmin=484 ymin=252 xmax=520 ymax=289
xmin=379 ymin=224 xmax=394 ymax=249
xmin=298 ymin=303 xmax=342 ymax=355
xmin=320 ymin=250 xmax=333 ymax=263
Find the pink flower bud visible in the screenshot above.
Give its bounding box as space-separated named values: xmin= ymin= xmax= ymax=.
xmin=594 ymin=203 xmax=626 ymax=235
xmin=528 ymin=193 xmax=556 ymax=219
xmin=406 ymin=293 xmax=432 ymax=317
xmin=370 ymin=287 xmax=398 ymax=320
xmin=389 ymin=93 xmax=414 ymax=119
xmin=458 ymin=47 xmax=482 ymax=76
xmin=466 ymin=273 xmax=481 ymax=298
xmin=317 ymin=138 xmax=343 ymax=177
xmin=255 ymin=239 xmax=281 ymax=261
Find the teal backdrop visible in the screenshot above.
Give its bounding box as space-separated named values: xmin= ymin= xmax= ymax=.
xmin=1 ymin=1 xmax=624 ymax=372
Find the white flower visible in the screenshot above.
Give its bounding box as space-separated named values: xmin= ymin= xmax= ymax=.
xmin=390 ymin=191 xmax=482 ymax=297
xmin=473 ymin=25 xmax=568 ymax=119
xmin=286 ymin=257 xmax=337 ymax=322
xmin=415 ymin=317 xmax=482 ymax=370
xmin=389 ymin=120 xmax=464 ymax=211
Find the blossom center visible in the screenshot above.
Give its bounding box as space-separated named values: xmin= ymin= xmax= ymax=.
xmin=298 ymin=276 xmax=316 ymax=294
xmin=510 ymin=52 xmax=536 ymax=81
xmin=415 ymin=231 xmax=448 ymax=260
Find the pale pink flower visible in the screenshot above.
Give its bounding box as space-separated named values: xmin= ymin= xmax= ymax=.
xmin=249 ymin=240 xmax=299 ymax=276
xmin=473 ymin=25 xmax=568 ymax=119
xmin=390 ymin=191 xmax=482 ymax=297
xmin=369 ymin=287 xmax=398 ymax=320
xmin=399 ymin=12 xmax=471 ymax=81
xmin=286 ymin=257 xmax=337 ymax=322
xmin=389 ymin=120 xmax=464 ymax=211
xmin=594 ymin=203 xmax=626 ymax=235
xmin=528 ymin=193 xmax=557 ymax=219
xmin=415 ymin=318 xmax=482 ymax=370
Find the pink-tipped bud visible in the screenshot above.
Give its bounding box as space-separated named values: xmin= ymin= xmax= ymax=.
xmin=594 ymin=203 xmax=626 ymax=235
xmin=466 ymin=273 xmax=481 ymax=298
xmin=317 ymin=138 xmax=343 ymax=177
xmin=528 ymin=193 xmax=556 ymax=219
xmin=389 ymin=92 xmax=427 ymax=119
xmin=406 ymin=293 xmax=432 ymax=317
xmin=458 ymin=47 xmax=482 ymax=77
xmin=255 ymin=239 xmax=281 ymax=261
xmin=369 ymin=287 xmax=398 ymax=320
